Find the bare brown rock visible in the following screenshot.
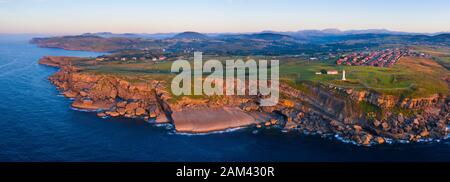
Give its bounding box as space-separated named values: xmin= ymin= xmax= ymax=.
xmin=375 ymin=137 xmax=385 ymax=144
xmin=62 ymin=91 xmax=78 ymax=98
xmin=79 ymin=91 xmax=88 ymax=97
xmin=281 ymin=100 xmax=295 ymax=108
xmin=135 ymin=108 xmax=146 ymax=116
xmin=155 ymin=113 xmax=170 ymax=124
xmin=81 ymin=99 xmax=93 ymax=105
xmin=106 ymin=111 xmax=120 ymax=117
xmin=353 ymin=125 xmax=363 ymax=133
xmin=148 ymin=104 xmax=160 ymax=118
xmin=117 ymin=101 xmax=127 ymax=108
xmin=125 ymin=102 xmax=139 ymax=112
xmin=420 ymin=130 xmax=430 ymax=137
xmin=242 ymin=102 xmax=259 ymax=112
xmin=117 ymin=108 xmax=126 ymax=116
xmin=361 ymin=134 xmax=373 ymax=146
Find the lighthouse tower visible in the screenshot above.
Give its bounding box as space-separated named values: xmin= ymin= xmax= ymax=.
xmin=342 ymin=70 xmax=347 ymax=81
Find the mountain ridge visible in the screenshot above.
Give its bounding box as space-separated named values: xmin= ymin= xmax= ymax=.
xmin=75 ymin=28 xmax=449 ymax=40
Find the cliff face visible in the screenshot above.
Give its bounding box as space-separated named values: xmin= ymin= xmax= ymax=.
xmin=345 ymin=88 xmax=442 ymax=109
xmin=279 ymin=83 xmax=448 ymax=145
xmin=279 ymin=84 xmax=362 ymax=120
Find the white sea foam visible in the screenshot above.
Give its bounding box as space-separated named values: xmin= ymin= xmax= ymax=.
xmin=70 ymin=107 xmax=101 ymax=112
xmin=174 ymin=126 xmax=247 ymax=136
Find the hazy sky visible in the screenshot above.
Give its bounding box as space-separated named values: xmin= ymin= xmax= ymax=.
xmin=0 ymin=0 xmax=449 ymax=34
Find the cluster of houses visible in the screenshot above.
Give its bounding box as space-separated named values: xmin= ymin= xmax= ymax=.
xmin=336 ymin=48 xmax=407 ymax=67
xmin=96 ymin=50 xmax=168 ymax=62
xmin=405 ymin=50 xmax=432 ymax=59
xmin=98 ymin=56 xmax=167 ymax=62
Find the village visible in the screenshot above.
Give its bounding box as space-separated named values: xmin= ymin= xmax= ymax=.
xmin=95 ymin=49 xmax=168 ymax=63
xmin=336 ymin=48 xmax=432 ymax=67
xmin=336 ymin=48 xmax=407 ymax=67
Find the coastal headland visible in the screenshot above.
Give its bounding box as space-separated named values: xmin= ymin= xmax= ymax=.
xmin=33 ymin=32 xmax=450 ymax=146
xmin=38 ymin=54 xmax=449 ymax=146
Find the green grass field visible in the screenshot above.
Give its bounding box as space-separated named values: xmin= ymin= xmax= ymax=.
xmin=74 ymin=54 xmax=449 ymax=99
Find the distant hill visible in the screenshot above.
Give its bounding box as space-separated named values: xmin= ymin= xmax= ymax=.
xmin=432 ymin=33 xmax=450 ymax=40
xmin=264 ymin=29 xmax=425 ymax=39
xmin=172 ymin=32 xmax=209 ymax=40
xmin=221 ymin=33 xmax=296 ymax=41
xmin=410 ymin=34 xmax=450 ymax=45
xmin=31 ymin=30 xmax=450 ymax=54
xmin=30 ymin=35 xmax=164 ymax=52
xmin=77 ymin=29 xmax=449 ymax=41
xmin=303 ymin=33 xmax=450 ymax=46
xmin=82 ymin=32 xmax=176 ymax=39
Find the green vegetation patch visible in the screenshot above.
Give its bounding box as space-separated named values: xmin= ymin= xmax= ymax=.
xmin=75 ymin=54 xmax=448 ymax=100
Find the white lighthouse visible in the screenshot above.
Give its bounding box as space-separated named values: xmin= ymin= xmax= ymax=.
xmin=342 ymin=70 xmax=347 ymax=81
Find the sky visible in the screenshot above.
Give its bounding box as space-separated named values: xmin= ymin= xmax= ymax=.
xmin=0 ymin=0 xmax=449 ymax=34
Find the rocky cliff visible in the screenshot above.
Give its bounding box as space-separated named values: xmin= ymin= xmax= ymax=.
xmin=278 ymin=83 xmax=449 ymax=145
xmin=343 ymin=88 xmax=443 ymax=109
